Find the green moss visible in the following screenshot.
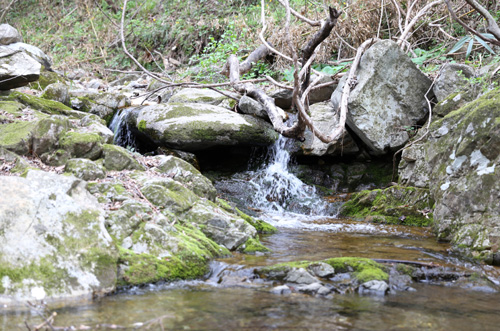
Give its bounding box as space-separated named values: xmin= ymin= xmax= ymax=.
xmin=118 ymin=223 xmax=229 ymax=287
xmin=216 ymin=198 xmax=233 ymax=212
xmin=340 ymin=186 xmax=434 ymax=227
xmin=29 ymin=70 xmax=70 ymax=90
xmin=8 ymin=91 xmax=73 ymax=116
xmin=324 ymin=257 xmax=388 ymax=283
xmin=138 ymin=119 xmax=147 ymax=132
xmin=235 ymin=207 xmax=277 ymax=234
xmin=0 ymin=121 xmax=36 ymax=154
xmin=238 ymin=237 xmax=271 ymax=254
xmin=396 ymin=263 xmax=416 ymax=277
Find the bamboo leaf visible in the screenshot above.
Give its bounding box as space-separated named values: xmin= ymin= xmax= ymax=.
xmin=448 ymin=36 xmax=471 ymax=54
xmin=466 ymin=39 xmax=474 ymax=59
xmin=474 ymin=35 xmax=496 ymax=54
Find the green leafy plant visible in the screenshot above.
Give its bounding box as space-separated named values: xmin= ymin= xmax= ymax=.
xmin=448 ymin=33 xmax=496 ymax=59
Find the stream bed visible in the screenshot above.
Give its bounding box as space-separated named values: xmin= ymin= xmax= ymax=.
xmin=4 ymin=134 xmax=500 ymax=330
xmin=4 ymin=216 xmax=500 ymax=330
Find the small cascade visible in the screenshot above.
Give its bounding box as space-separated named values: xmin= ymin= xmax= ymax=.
xmin=109 ymin=108 xmax=138 ymax=150
xmin=214 ymin=135 xmax=338 ymax=225
xmin=250 ymin=135 xmax=330 ymax=216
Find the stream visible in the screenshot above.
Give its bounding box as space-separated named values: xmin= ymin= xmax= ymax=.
xmin=4 ymin=134 xmax=500 ymax=330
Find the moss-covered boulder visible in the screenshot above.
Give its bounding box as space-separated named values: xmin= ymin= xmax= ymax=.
xmin=340 ymin=185 xmax=434 ymax=226
xmin=155 ymin=155 xmax=217 ymax=201
xmin=399 ymin=88 xmax=500 ymax=263
xmin=41 ymin=82 xmax=70 ymax=106
xmin=29 ymin=70 xmax=71 ymax=91
xmin=59 ymin=131 xmax=103 ymax=161
xmin=65 ymin=158 xmax=106 ymax=181
xmin=0 ymin=170 xmax=118 ymax=305
xmin=102 ymin=144 xmax=145 ymax=171
xmin=135 ymin=102 xmax=278 ymax=152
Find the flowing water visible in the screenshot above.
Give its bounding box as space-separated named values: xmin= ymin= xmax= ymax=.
xmin=4 ymin=136 xmax=500 ymax=330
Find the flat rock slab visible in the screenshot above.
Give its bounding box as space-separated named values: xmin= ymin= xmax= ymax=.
xmin=0 ymin=46 xmax=41 ymax=90
xmin=136 ymin=103 xmax=278 ymax=151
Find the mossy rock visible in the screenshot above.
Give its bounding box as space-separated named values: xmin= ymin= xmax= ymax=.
xmin=29 ymin=70 xmax=71 ymax=91
xmin=216 ymin=199 xmax=277 ymax=234
xmin=102 ymin=144 xmax=145 ymax=171
xmin=7 ymin=91 xmax=83 ymax=118
xmin=41 ymin=82 xmax=70 ymax=106
xmin=340 ymin=185 xmax=434 ymax=227
xmin=59 ymin=131 xmax=103 ymax=161
xmin=65 ymin=158 xmax=106 ymax=181
xmin=0 ymin=120 xmax=36 ymax=155
xmin=237 ymin=237 xmax=271 ymax=254
xmin=117 ymin=223 xmax=229 ymax=286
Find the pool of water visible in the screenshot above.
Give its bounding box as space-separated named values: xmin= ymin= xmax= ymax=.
xmin=5 ymin=217 xmax=500 ymax=330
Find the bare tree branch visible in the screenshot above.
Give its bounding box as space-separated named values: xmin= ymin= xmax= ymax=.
xmin=397 ymin=0 xmax=444 ymax=49
xmin=463 ymin=0 xmax=500 ymax=40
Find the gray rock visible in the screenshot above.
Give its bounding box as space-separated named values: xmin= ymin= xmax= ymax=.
xmin=271 ymin=285 xmax=292 ymax=295
xmin=307 ymin=262 xmax=335 ymax=278
xmin=0 ymin=170 xmax=118 ymax=305
xmin=238 ymin=95 xmax=269 ymax=120
xmin=433 ymin=63 xmax=474 ymax=102
xmin=298 ymin=102 xmax=359 ymax=156
xmin=102 ymin=144 xmax=145 ymax=171
xmin=5 ymin=42 xmax=52 ymax=69
xmin=183 ymin=200 xmax=256 ymax=250
xmin=359 ymin=280 xmax=389 ymax=295
xmin=42 ymin=83 xmax=70 ymax=106
xmin=272 ymin=75 xmax=336 ymax=109
xmin=71 ymin=92 xmax=131 ymax=123
xmin=296 ymin=282 xmax=324 ymax=295
xmin=136 ymin=103 xmax=278 ymax=151
xmin=398 ymin=88 xmax=500 ymax=263
xmin=331 ymin=40 xmax=431 ymax=155
xmin=284 ymin=268 xmax=319 ymax=284
xmin=0 ymin=24 xmax=22 ymax=45
xmin=155 ymin=155 xmax=217 ymax=201
xmin=0 ymin=46 xmax=41 ymax=90
xmin=65 ymin=158 xmax=106 ymax=181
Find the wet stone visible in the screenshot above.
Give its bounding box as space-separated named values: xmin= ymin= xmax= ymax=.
xmin=359 ymin=280 xmax=389 ymax=296
xmin=271 ymin=285 xmax=291 ymax=295
xmin=284 ymin=268 xmax=319 ymax=284
xmin=307 ymin=262 xmax=335 ymax=278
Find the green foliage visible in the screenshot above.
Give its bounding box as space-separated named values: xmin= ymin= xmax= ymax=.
xmin=448 ymin=33 xmax=497 ymax=60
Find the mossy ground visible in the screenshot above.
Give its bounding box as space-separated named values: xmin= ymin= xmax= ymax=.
xmin=238 ymin=237 xmax=271 ymax=254
xmin=340 ymin=185 xmax=434 ymax=227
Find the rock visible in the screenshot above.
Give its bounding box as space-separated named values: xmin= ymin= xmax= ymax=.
xmin=42 ymin=82 xmax=70 ymax=106
xmin=298 ymin=102 xmax=359 ymax=156
xmin=0 ymin=24 xmax=22 ymax=45
xmin=135 ymin=103 xmax=278 ymax=151
xmin=72 ymin=92 xmax=131 ymax=124
xmin=296 ymin=282 xmax=325 ymax=295
xmin=398 ymin=88 xmax=500 ymax=262
xmin=59 ymin=131 xmax=104 ymax=161
xmin=359 ymin=280 xmax=389 ymax=295
xmin=168 ymin=88 xmax=230 ymax=106
xmin=307 ymin=262 xmax=335 ymax=278
xmin=5 ymin=42 xmax=53 ymax=70
xmin=284 ymin=268 xmax=319 ymax=284
xmin=140 ymin=178 xmax=199 ymax=214
xmin=331 ymin=40 xmax=431 ymax=155
xmin=270 ymin=285 xmax=291 ymax=295
xmin=154 ymin=155 xmax=217 ymax=201
xmin=184 ymin=200 xmax=257 ymax=250
xmin=102 ymin=144 xmax=145 ymax=171
xmin=272 ymin=75 xmax=336 ymax=109
xmin=238 ymin=95 xmax=269 ymax=120
xmin=433 ymin=63 xmax=474 ymax=102
xmin=65 ymin=158 xmax=106 ymax=181
xmin=0 ymin=170 xmax=118 ymax=305
xmin=31 ymin=115 xmax=73 ymax=156
xmin=0 ymin=46 xmax=41 ymax=90
xmin=105 ymin=199 xmax=152 ymax=242
xmin=434 ymin=91 xmax=475 ymax=118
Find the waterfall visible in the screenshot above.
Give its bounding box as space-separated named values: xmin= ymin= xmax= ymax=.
xmin=109 ymin=108 xmax=138 ymax=151
xmin=214 ymin=135 xmax=337 ymax=224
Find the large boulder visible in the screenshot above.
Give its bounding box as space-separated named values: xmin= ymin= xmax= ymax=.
xmin=0 ymin=24 xmax=22 ymax=45
xmin=4 ymin=42 xmax=53 ymax=70
xmin=71 ymin=92 xmax=131 ymax=124
xmin=135 ymin=103 xmax=278 ymax=151
xmin=331 ymin=40 xmax=431 ymax=155
xmin=0 ymin=46 xmax=41 ymax=90
xmin=297 ymin=102 xmax=359 ymax=157
xmin=0 ymin=171 xmax=118 ymax=305
xmin=398 ymin=88 xmax=500 ymax=263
